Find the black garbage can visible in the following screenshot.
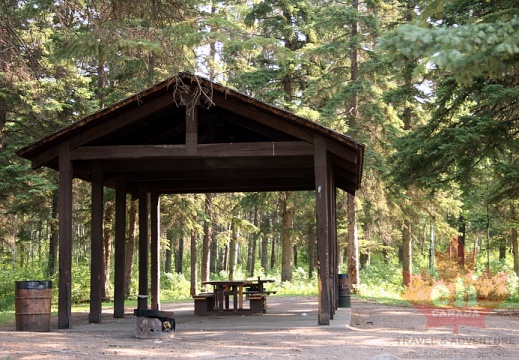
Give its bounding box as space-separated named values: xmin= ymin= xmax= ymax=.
xmin=15 ymin=280 xmax=52 ymax=332
xmin=338 ymin=274 xmax=351 ymax=308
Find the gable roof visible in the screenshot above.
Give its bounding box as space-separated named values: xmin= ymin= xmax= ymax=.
xmin=17 ymin=72 xmax=364 ymax=194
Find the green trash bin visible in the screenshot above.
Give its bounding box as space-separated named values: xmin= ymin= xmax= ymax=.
xmin=338 ymin=274 xmax=351 ymax=308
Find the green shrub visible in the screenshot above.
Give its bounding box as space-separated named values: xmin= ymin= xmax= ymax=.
xmin=0 ymin=265 xmax=55 ymax=311
xmin=356 ymin=258 xmax=406 ymax=304
xmin=160 ymin=272 xmax=191 ymax=301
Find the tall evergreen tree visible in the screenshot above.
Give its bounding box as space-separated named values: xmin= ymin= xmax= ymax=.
xmin=380 ymin=0 xmax=519 ymax=274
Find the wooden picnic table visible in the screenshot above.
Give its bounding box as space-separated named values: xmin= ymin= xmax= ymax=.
xmin=202 ymin=279 xmax=253 ymax=312
xmin=250 ymin=277 xmax=275 ymax=293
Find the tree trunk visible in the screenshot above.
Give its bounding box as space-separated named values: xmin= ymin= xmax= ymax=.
xmin=175 ymin=235 xmax=184 ymax=274
xmin=248 ymin=205 xmax=259 ymax=277
xmin=402 ymin=219 xmax=413 ymax=287
xmin=201 ymin=193 xmax=213 ymax=285
xmin=280 ymin=191 xmax=295 ymax=281
xmin=510 ymin=204 xmax=519 ymax=276
xmin=124 ymin=199 xmax=137 ymax=298
xmin=346 ymin=0 xmax=360 ymax=291
xmin=261 ymin=218 xmax=270 ymax=274
xmin=0 ymin=96 xmax=6 ymax=152
xmin=347 ymin=193 xmax=359 ymax=288
xmin=165 ymin=230 xmax=173 ymax=273
xmin=210 ymin=229 xmax=218 ymax=274
xmin=270 ymin=234 xmax=277 ymax=272
xmin=499 ymin=240 xmax=507 ymax=261
xmin=458 ymin=216 xmax=466 ymax=267
xmin=221 ymin=243 xmax=228 ymax=273
xmin=307 ymin=223 xmax=316 ymax=279
xmin=359 ymin=252 xmax=369 ymax=269
xmin=190 ymin=230 xmax=197 ymax=296
xmin=512 ymin=204 xmax=519 ymax=276
xmin=47 ymin=189 xmax=59 ymax=277
xmin=102 ymin=201 xmax=114 ymax=300
xmin=229 ymin=220 xmax=238 ymax=280
xmin=429 ymin=221 xmax=435 ymax=275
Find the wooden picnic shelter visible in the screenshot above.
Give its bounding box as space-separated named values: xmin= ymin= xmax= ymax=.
xmin=17 ymin=72 xmax=365 ymax=328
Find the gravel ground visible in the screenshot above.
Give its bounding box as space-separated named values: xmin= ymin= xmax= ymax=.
xmin=1 ymin=296 xmax=518 ymax=359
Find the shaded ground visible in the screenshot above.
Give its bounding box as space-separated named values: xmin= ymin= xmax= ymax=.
xmin=1 ymin=296 xmax=519 ymax=359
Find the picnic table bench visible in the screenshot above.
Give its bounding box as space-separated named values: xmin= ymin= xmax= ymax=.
xmin=249 ymin=292 xmax=268 ymax=314
xmin=193 ymin=292 xmax=216 ymax=316
xmin=193 ymin=277 xmax=276 ymax=315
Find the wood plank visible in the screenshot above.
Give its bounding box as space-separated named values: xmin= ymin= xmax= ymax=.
xmin=140 ymin=176 xmax=315 ymax=193
xmin=72 ymin=156 xmax=315 ymax=181
xmin=70 ymin=95 xmax=174 ymax=149
xmin=197 ymin=142 xmax=313 ymax=157
xmin=69 ymin=142 xmax=313 ymax=161
xmin=114 ymin=176 xmax=126 ymax=318
xmin=58 ymin=144 xmax=73 ymax=329
xmin=324 ymin=138 xmax=360 ymax=165
xmin=104 ymin=167 xmax=314 ymax=182
xmin=31 ymin=146 xmax=59 ymax=170
xmin=212 ymin=92 xmax=316 ymax=143
xmin=70 ymin=145 xmax=186 ymax=161
xmin=156 ymin=183 xmax=314 ymax=194
xmin=332 ymin=173 xmax=357 ymax=195
xmin=31 ymin=94 xmax=175 ymax=168
xmin=89 ymin=165 xmax=103 ymax=323
xmin=150 ymin=192 xmax=160 ymax=310
xmin=314 ymin=136 xmax=330 ymax=325
xmin=91 ymin=155 xmax=313 ymax=172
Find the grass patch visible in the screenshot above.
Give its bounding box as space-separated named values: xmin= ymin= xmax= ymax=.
xmin=354 ymin=293 xmax=410 ymax=307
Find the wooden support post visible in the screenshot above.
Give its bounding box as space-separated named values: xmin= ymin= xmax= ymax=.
xmin=114 ymin=176 xmax=126 ymax=318
xmin=89 ymin=165 xmax=103 ymax=323
xmin=58 ymin=144 xmax=73 ymax=329
xmin=138 ymin=183 xmax=149 ymax=308
xmin=314 ymin=136 xmax=331 ymax=325
xmin=150 ymin=192 xmax=161 ymax=310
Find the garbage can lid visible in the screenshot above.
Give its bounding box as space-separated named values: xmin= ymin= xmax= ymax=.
xmin=15 ymin=280 xmax=52 ymax=290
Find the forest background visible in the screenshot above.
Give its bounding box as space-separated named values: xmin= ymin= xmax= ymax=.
xmin=0 ymin=0 xmax=518 ymax=315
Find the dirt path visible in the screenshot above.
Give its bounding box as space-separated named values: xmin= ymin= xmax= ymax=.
xmin=1 ymin=296 xmax=519 ymax=359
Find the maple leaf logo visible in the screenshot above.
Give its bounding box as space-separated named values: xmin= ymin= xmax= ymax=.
xmin=402 ymin=235 xmax=510 ymax=333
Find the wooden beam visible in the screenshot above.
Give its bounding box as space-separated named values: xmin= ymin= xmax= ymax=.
xmin=138 ymin=183 xmax=149 ymax=307
xmin=197 ymin=142 xmax=313 ymax=157
xmin=314 ymin=136 xmax=331 ymax=325
xmin=114 ymin=176 xmax=126 ymax=318
xmin=324 ymin=138 xmax=360 ymax=166
xmin=104 ymin=167 xmax=314 ymax=183
xmin=141 ymin=176 xmax=315 ymax=193
xmin=73 ymin=154 xmax=313 ymax=173
xmin=150 ymin=192 xmax=160 ymax=310
xmin=30 ymin=94 xmax=175 ymax=169
xmin=89 ymin=165 xmax=103 ymax=323
xmin=157 ymin=183 xmax=314 ymax=194
xmin=70 ymin=145 xmax=186 ymax=161
xmin=69 ymin=142 xmax=313 ymax=161
xmin=212 ymin=93 xmax=315 ymax=143
xmin=31 ymin=146 xmax=59 ymax=169
xmin=58 ymin=144 xmax=73 ymax=329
